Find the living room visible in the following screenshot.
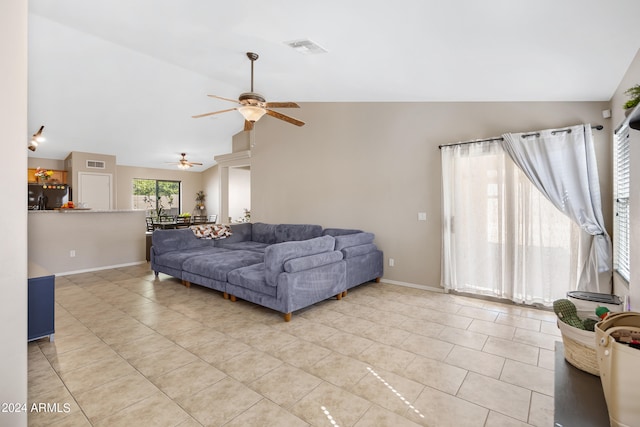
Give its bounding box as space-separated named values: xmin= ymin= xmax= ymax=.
xmin=4 ymin=1 xmax=640 ymax=426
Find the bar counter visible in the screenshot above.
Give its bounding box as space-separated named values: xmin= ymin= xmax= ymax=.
xmin=28 ymin=210 xmax=146 ymax=275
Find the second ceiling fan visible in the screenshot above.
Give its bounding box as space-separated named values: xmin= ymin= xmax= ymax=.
xmin=193 ymin=52 xmax=305 ymax=131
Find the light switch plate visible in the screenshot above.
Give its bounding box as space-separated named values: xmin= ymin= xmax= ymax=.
xmin=418 ymin=212 xmax=427 ymax=221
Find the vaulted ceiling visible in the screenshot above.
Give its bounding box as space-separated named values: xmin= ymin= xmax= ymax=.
xmin=27 ymin=0 xmax=640 ymax=169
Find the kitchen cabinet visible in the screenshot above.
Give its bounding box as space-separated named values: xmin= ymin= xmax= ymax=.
xmin=28 ymin=263 xmax=55 ymax=342
xmin=27 ymin=168 xmax=67 ymax=184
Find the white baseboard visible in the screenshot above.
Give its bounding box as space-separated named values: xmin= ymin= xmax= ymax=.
xmin=380 ymin=279 xmax=444 ymax=293
xmin=55 ymin=261 xmax=147 ymax=277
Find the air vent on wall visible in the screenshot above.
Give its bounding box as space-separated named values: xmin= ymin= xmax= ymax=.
xmin=284 ymin=39 xmax=328 ymax=55
xmin=86 ymin=160 xmax=106 ymax=169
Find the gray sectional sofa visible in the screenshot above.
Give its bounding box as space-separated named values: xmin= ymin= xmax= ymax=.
xmin=150 ymin=222 xmax=383 ymax=321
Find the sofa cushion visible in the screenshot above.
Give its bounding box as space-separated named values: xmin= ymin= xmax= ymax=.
xmin=283 ymin=251 xmax=343 ymax=273
xmin=322 ymin=228 xmax=363 ymax=237
xmin=275 ymin=224 xmax=323 ymax=243
xmin=227 ymin=263 xmax=276 ymax=297
xmin=264 ymin=235 xmax=335 ymax=286
xmin=152 ymin=228 xmax=212 ymax=254
xmin=154 ymin=247 xmax=229 ymax=270
xmin=341 ymin=243 xmax=378 ymax=259
xmin=182 ymin=250 xmax=264 ymax=282
xmin=215 ymin=241 xmax=270 ymax=253
xmin=218 ymin=222 xmax=252 ymax=244
xmin=252 ymin=223 xmax=278 ymax=244
xmin=334 ymin=232 xmax=375 ymax=251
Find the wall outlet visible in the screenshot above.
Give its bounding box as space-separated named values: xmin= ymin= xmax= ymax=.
xmin=418 ymin=212 xmax=427 ymax=221
xmin=389 ymin=258 xmax=395 ymax=267
xmin=70 ymin=250 xmax=76 ymax=257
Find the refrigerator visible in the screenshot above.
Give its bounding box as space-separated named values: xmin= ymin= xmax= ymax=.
xmin=28 ymin=183 xmax=70 ymax=210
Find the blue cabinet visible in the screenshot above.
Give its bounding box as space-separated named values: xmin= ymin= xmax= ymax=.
xmin=28 ymin=265 xmax=55 ymax=342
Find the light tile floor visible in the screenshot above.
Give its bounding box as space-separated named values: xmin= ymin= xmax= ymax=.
xmin=28 ymin=264 xmax=560 ymax=426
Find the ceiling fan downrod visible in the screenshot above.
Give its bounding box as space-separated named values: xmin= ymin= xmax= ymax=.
xmin=247 ymin=52 xmax=258 ymax=92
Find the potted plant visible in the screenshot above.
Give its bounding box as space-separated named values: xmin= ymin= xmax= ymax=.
xmin=34 ymin=167 xmax=53 ymax=183
xmin=623 ymin=84 xmax=640 ymax=116
xmin=195 ymin=191 xmax=206 ymax=210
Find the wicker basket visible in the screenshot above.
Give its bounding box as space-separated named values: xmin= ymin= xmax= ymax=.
xmin=557 ymin=313 xmax=600 ymax=376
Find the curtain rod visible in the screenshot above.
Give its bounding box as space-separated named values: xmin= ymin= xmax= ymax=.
xmin=438 ymin=125 xmax=604 ymax=149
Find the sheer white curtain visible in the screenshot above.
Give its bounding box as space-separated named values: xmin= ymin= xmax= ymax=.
xmin=501 ymin=124 xmax=612 ymax=293
xmin=441 ymin=140 xmax=581 ymax=306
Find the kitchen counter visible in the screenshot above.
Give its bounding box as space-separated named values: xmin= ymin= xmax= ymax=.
xmin=28 ymin=209 xmax=140 ymax=213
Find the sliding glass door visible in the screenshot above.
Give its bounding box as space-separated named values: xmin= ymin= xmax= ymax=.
xmin=441 ymin=141 xmax=581 ymax=306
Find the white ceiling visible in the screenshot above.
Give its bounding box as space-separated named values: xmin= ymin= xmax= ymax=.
xmin=27 ymin=0 xmax=640 ymax=170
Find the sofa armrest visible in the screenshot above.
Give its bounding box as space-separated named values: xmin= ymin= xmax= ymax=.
xmin=283 ymin=251 xmax=343 ymax=273
xmin=265 ymin=235 xmax=335 ymax=285
xmin=322 ymin=228 xmax=363 ymax=237
xmin=334 ymin=232 xmax=375 ymax=251
xmin=341 ymin=243 xmax=378 ymax=259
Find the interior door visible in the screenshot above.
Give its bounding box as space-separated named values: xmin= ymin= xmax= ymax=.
xmin=78 ymin=172 xmax=112 ymax=210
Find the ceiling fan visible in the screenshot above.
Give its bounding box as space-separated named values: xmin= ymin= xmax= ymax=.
xmin=167 ymin=153 xmax=203 ymax=170
xmin=193 ymin=52 xmax=305 ymax=131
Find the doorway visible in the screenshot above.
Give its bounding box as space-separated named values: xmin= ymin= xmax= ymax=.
xmin=228 ymin=166 xmax=251 ymax=223
xmin=215 ymin=149 xmax=251 ymax=224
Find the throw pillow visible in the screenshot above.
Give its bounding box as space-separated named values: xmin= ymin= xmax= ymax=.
xmin=190 ymin=224 xmax=233 ymax=240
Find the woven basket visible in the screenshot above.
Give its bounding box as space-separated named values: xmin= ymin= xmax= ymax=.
xmin=557 ymin=314 xmax=600 ymax=376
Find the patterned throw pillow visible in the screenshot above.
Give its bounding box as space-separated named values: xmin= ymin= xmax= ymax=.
xmin=190 ymin=224 xmax=233 ymax=240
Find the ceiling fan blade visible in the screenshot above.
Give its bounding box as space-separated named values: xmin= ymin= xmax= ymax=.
xmin=189 ymin=162 xmax=203 ymax=166
xmin=244 ymin=120 xmax=254 ymax=131
xmin=265 ymin=109 xmax=305 ymax=127
xmin=207 ymin=95 xmax=241 ymax=104
xmin=264 ymin=102 xmax=300 ymax=108
xmin=192 ymin=108 xmax=237 ymax=119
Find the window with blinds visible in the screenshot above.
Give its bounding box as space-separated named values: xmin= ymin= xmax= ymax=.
xmin=613 ymin=124 xmax=630 ymax=281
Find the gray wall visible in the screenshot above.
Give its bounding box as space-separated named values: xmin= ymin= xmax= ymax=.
xmin=251 ymin=101 xmax=612 ymax=288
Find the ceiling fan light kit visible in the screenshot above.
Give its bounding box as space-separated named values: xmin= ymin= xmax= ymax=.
xmin=193 ymin=52 xmax=305 ymax=129
xmin=239 ymin=105 xmax=267 ymax=122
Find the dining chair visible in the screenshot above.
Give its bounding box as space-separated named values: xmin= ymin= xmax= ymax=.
xmin=191 ymin=215 xmax=207 ymax=225
xmin=176 ymin=216 xmax=191 ymax=228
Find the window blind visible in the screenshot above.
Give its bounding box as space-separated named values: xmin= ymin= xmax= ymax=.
xmin=613 ymin=125 xmax=630 ymax=281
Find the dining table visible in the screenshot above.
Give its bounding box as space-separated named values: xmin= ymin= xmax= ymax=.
xmin=152 ymin=220 xmax=218 ymax=230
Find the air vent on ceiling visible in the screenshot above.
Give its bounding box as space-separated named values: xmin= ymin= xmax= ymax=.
xmin=86 ymin=160 xmax=106 ymax=169
xmin=284 ymin=39 xmax=328 ymax=55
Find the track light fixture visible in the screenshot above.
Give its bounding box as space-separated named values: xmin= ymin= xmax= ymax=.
xmin=28 ymin=125 xmax=45 ymax=152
